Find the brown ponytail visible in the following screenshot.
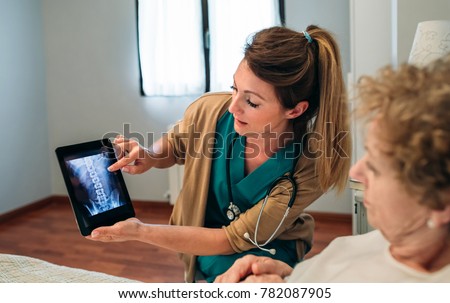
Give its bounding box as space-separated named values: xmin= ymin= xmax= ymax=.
xmin=244 ymin=25 xmax=351 ymax=192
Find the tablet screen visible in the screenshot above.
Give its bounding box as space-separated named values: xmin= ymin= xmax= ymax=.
xmin=56 ymin=139 xmax=135 ymax=236
xmin=64 ymin=151 xmax=127 ymax=217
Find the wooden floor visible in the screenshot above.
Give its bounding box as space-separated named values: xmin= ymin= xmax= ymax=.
xmin=0 ymin=198 xmax=351 ymax=282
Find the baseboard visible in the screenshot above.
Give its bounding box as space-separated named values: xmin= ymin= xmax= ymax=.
xmin=1 ymin=195 xmax=350 ymax=225
xmin=0 ymin=196 xmax=54 ymax=223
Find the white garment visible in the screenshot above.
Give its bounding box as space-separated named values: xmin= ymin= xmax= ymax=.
xmin=287 ymin=230 xmax=450 ymax=282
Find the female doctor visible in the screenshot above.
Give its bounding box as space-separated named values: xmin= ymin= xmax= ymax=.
xmin=87 ymin=25 xmax=351 ymax=282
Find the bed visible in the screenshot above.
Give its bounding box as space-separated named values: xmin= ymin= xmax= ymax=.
xmin=0 ymin=253 xmax=138 ymax=283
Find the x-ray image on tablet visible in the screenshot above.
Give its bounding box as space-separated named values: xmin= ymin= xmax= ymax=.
xmin=65 ymin=153 xmax=126 ymax=217
xmin=56 ymin=139 xmax=135 ymax=236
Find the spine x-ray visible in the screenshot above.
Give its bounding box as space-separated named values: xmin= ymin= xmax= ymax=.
xmin=67 ymin=153 xmax=126 ymax=216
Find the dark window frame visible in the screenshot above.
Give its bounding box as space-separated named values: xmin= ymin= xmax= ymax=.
xmin=136 ymin=0 xmax=285 ymax=97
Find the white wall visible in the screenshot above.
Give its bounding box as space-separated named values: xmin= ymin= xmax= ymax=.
xmin=42 ymin=0 xmax=354 ymax=213
xmin=0 ymin=0 xmax=353 ymax=214
xmin=299 ymin=0 xmax=450 ymax=213
xmin=350 ymin=0 xmax=450 ymax=163
xmin=350 ymin=0 xmax=394 ymax=164
xmin=397 ymin=0 xmax=450 ymax=65
xmin=0 ymin=0 xmax=51 ymax=213
xmin=43 ymin=0 xmax=194 ymax=202
xmin=14 ymin=0 xmax=446 ymax=215
xmin=286 ymin=0 xmax=352 ymax=213
xmin=285 ymin=0 xmax=351 ymax=79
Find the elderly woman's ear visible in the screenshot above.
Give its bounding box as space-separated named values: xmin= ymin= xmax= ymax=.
xmin=427 ymin=197 xmax=450 ymax=228
xmin=429 ymin=203 xmax=450 ymax=229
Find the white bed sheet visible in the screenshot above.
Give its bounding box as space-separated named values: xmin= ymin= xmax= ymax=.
xmin=0 ymin=253 xmax=138 ymax=283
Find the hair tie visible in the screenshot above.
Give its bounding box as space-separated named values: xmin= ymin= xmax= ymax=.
xmin=302 ymin=30 xmax=313 ymax=43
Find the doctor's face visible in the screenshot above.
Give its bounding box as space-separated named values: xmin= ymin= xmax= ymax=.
xmin=349 ymin=121 xmax=430 ymax=243
xmin=228 ymin=60 xmax=292 ymax=138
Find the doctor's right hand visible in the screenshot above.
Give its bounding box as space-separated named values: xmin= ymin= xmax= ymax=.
xmin=108 ymin=135 xmax=154 ymax=175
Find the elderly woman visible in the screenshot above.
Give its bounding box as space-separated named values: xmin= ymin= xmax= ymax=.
xmin=215 ymin=54 xmax=450 ymax=282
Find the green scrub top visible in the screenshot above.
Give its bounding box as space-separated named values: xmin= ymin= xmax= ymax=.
xmin=197 ymin=111 xmax=299 ymax=282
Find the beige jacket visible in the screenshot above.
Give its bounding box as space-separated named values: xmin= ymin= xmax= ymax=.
xmin=167 ymin=92 xmax=324 ymax=282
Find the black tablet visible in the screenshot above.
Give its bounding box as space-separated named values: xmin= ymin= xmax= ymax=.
xmin=55 ymin=138 xmax=135 ymax=236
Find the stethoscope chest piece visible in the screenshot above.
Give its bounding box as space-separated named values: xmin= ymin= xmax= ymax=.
xmin=226 ymin=202 xmax=241 ymax=221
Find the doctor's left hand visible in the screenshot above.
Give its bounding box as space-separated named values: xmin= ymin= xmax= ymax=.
xmin=86 ymin=218 xmax=142 ymax=242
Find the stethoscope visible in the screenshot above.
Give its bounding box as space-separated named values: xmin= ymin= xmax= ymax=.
xmin=225 ymin=133 xmax=302 ymax=255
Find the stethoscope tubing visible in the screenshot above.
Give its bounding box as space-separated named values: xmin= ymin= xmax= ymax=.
xmin=226 ymin=132 xmax=303 ymax=254
xmin=252 ymin=183 xmax=293 ymax=247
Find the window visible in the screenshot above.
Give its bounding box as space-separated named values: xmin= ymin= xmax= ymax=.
xmin=137 ymin=0 xmax=284 ymax=97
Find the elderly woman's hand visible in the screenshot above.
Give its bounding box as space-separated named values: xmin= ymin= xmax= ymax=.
xmin=214 ymin=255 xmax=293 ymax=283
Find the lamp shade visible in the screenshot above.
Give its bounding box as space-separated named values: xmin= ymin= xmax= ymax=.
xmin=408 ymin=20 xmax=450 ymax=66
